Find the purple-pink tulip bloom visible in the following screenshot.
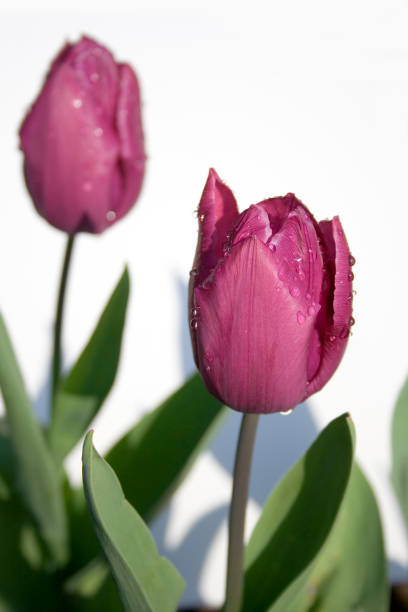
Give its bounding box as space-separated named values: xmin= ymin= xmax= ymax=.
xmin=189 ymin=169 xmax=354 ymax=414
xmin=19 ymin=36 xmax=145 ymax=234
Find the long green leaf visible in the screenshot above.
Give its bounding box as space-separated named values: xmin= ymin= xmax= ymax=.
xmin=392 ymin=377 xmax=408 ymax=526
xmin=49 ymin=267 xmax=129 ymax=461
xmin=277 ymin=462 xmax=388 ymax=612
xmin=0 ymin=313 xmax=67 ymax=565
xmin=82 ymin=432 xmax=185 ymax=612
xmin=242 ymin=413 xmax=355 ymax=611
xmin=107 ymin=372 xmax=226 ymax=522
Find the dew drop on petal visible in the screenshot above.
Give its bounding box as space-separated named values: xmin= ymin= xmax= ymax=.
xmin=349 ymin=254 xmax=356 ymax=266
xmin=348 ymin=271 xmax=354 ymax=281
xmin=290 ymin=286 xmax=300 ymax=298
xmin=307 ymin=304 xmax=316 ymax=316
xmin=329 ymin=335 xmax=336 ymax=342
xmin=349 ymin=316 xmax=355 ymax=326
xmin=339 ymin=327 xmax=350 ymax=339
xmin=90 ymin=72 xmax=100 ymax=82
xmin=199 ymin=214 xmax=205 ymax=222
xmin=190 ymin=319 xmax=198 ymax=329
xmin=72 ymin=98 xmax=83 ymax=109
xmin=270 ymin=244 xmax=276 ymax=253
xmin=190 ymin=268 xmax=198 ymax=277
xmin=297 ymin=311 xmax=306 ymax=325
xmin=280 ymin=409 xmax=293 ymax=416
xmin=106 ymin=210 xmax=116 ymax=222
xmin=305 ymin=292 xmax=312 ymax=301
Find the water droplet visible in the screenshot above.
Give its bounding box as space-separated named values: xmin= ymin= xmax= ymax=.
xmin=205 ymin=351 xmax=214 ymax=363
xmin=298 ymin=271 xmax=305 ymax=281
xmin=349 ymin=316 xmax=355 ymax=326
xmin=72 ymin=98 xmax=82 ymax=109
xmin=352 ymin=289 xmax=357 ymax=296
xmin=329 ymin=335 xmax=336 ymax=342
xmin=206 ymin=365 xmax=211 ymax=372
xmin=94 ymin=127 xmax=103 ymax=137
xmin=190 ymin=319 xmax=198 ymax=329
xmin=305 ymin=292 xmax=312 ymax=301
xmin=270 ymin=244 xmax=276 ymax=253
xmin=349 ymin=254 xmax=356 ymax=266
xmin=295 ymin=256 xmax=302 ymax=262
xmin=290 ymin=286 xmax=300 ymax=298
xmin=307 ymin=304 xmax=316 ymax=316
xmin=192 ymin=308 xmax=199 ymax=317
xmin=199 ymin=214 xmax=205 ymax=222
xmin=278 ymin=270 xmax=286 ymax=281
xmin=347 ymin=293 xmax=353 ymax=301
xmin=280 ymin=409 xmax=293 ymax=416
xmin=106 ymin=210 xmax=116 ymax=221
xmin=190 ymin=268 xmax=198 ymax=277
xmin=339 ymin=327 xmax=350 ymax=339
xmin=297 ymin=311 xmax=306 ymax=324
xmin=83 ymin=181 xmax=92 ymax=192
xmin=276 ymin=285 xmax=282 ymax=292
xmin=348 ymin=271 xmax=354 ymax=281
xmin=90 ymin=72 xmax=100 ymax=82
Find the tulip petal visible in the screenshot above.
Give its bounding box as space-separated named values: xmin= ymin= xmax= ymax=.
xmin=113 ymin=64 xmax=145 ymax=219
xmin=192 ymin=169 xmax=239 ymax=289
xmin=192 ymin=236 xmax=316 ymax=413
xmin=19 ymin=38 xmax=125 ymax=234
xmin=307 ymin=217 xmax=353 ymax=394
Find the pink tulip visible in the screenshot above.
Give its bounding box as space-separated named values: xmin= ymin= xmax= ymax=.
xmin=19 ymin=36 xmax=145 ymax=234
xmin=189 ymin=169 xmax=354 ymax=414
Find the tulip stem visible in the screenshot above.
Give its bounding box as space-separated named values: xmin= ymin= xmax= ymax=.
xmin=225 ymin=412 xmax=260 ymax=612
xmin=52 ymin=235 xmax=75 ymax=402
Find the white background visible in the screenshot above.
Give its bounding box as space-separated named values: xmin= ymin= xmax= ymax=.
xmin=1 ymin=0 xmax=408 ymax=606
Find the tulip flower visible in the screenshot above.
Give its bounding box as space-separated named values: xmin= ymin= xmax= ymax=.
xmin=189 ymin=169 xmax=354 ymax=414
xmin=19 ymin=36 xmax=145 ymax=234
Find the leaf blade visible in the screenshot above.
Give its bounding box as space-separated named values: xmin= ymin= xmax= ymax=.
xmin=0 ymin=313 xmax=67 ymax=564
xmin=49 ymin=267 xmax=129 ymax=461
xmin=82 ymin=432 xmax=185 ymax=612
xmin=280 ymin=462 xmax=389 ymax=612
xmin=392 ymin=377 xmax=408 ymax=526
xmin=242 ymin=413 xmax=355 ymax=611
xmin=107 ymin=372 xmax=226 ymax=521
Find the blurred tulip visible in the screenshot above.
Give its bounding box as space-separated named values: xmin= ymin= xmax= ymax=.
xmin=19 ymin=36 xmax=145 ymax=234
xmin=189 ymin=169 xmax=354 ymax=414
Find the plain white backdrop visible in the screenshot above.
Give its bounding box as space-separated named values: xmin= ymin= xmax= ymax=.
xmin=1 ymin=0 xmax=408 ymax=606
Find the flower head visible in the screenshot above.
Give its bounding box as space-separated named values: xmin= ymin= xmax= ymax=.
xmin=189 ymin=169 xmax=354 ymax=413
xmin=20 ymin=36 xmax=145 ymax=234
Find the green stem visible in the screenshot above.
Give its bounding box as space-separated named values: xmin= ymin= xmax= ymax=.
xmin=52 ymin=235 xmax=75 ymax=401
xmin=225 ymin=413 xmax=260 ymax=612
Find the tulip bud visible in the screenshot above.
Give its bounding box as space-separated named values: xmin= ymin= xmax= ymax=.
xmin=19 ymin=36 xmax=145 ymax=234
xmin=189 ymin=169 xmax=354 ymax=414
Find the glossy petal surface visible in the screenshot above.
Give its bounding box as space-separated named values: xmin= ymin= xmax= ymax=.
xmin=193 ymin=237 xmax=317 ymax=413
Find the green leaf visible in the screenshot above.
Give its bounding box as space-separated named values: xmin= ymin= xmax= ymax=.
xmin=277 ymin=462 xmax=388 ymax=612
xmin=392 ymin=377 xmax=408 ymax=526
xmin=82 ymin=431 xmax=185 ymax=612
xmin=242 ymin=413 xmax=355 ymax=612
xmin=107 ymin=372 xmax=226 ymax=521
xmin=0 ymin=495 xmax=59 ymax=611
xmin=49 ymin=267 xmax=129 ymax=461
xmin=0 ymin=312 xmax=67 ymax=565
